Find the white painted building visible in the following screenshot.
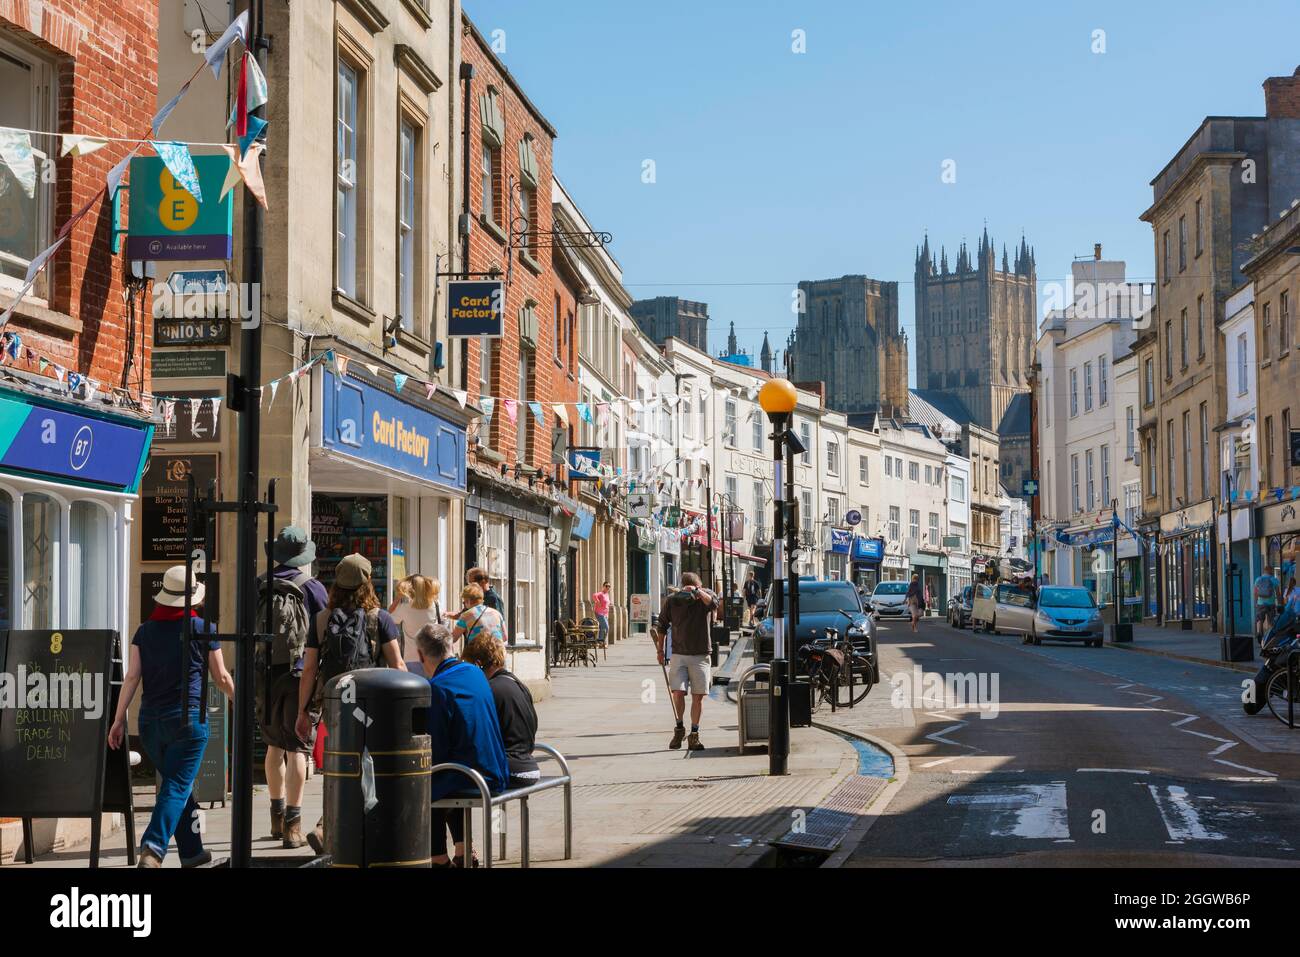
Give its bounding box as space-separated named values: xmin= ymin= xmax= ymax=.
xmin=1217 ymin=282 xmax=1260 ymax=635
xmin=876 ymin=418 xmax=949 ymax=602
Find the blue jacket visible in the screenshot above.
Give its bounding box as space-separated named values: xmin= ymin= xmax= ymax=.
xmin=427 ymin=658 xmax=510 ymax=800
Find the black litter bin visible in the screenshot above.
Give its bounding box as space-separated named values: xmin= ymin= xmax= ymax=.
xmin=724 ymin=596 xmax=745 ymax=630
xmin=322 ymin=668 xmax=432 ymax=867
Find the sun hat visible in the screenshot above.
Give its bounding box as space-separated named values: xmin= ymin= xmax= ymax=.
xmin=155 ymin=564 xmax=206 ymax=608
xmin=272 ymin=525 xmax=316 ymax=567
xmin=334 ymin=553 xmax=372 ymax=589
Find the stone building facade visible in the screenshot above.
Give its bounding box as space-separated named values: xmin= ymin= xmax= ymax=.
xmin=914 ymin=229 xmax=1036 ymax=430
xmin=787 ymin=274 xmax=909 ymax=419
xmin=629 ymin=295 xmax=708 ymax=353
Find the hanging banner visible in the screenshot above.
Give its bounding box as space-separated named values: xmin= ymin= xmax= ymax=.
xmin=126 ymin=155 xmax=234 ymax=261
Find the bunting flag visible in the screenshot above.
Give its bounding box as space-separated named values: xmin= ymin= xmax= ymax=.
xmin=267 ymin=377 xmax=280 ymax=408
xmin=234 ymin=51 xmax=249 ymax=138
xmin=504 ymin=399 xmax=518 ymax=424
xmin=228 ymin=50 xmax=268 ymax=132
xmin=425 ymin=383 xmax=437 ymax=400
xmin=205 ymin=10 xmax=250 ymax=79
xmin=335 ymin=354 xmax=350 ymax=378
xmin=597 ymin=403 xmax=610 ymax=428
xmin=218 ymin=152 xmax=242 ymax=201
xmin=151 ymin=82 xmax=191 ymax=138
xmin=451 ymin=389 xmax=468 ymax=410
xmin=60 ymin=134 xmax=109 ymax=157
xmin=0 ymin=129 xmax=35 ymax=198
xmin=554 ymin=404 xmax=568 ymax=425
xmin=37 ymin=358 xmax=48 ymax=374
xmin=238 ymin=115 xmax=268 ymax=160
xmin=53 ymin=365 xmax=66 ymax=383
xmin=84 ymin=379 xmax=99 ymax=403
xmin=161 ymin=400 xmax=176 ymax=426
xmin=528 ymin=401 xmax=544 ymax=424
xmin=223 ymin=141 xmax=268 ymax=208
xmin=190 ymin=398 xmax=203 ymax=421
xmin=577 ymin=403 xmax=593 ymax=424
xmin=151 ymin=141 xmax=203 ymax=201
xmin=364 ymin=363 xmax=380 ymax=377
xmin=392 ymin=372 xmax=408 ymax=393
xmin=480 ymin=397 xmax=495 ymax=418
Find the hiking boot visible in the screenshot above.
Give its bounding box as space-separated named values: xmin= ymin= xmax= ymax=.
xmin=306 ymin=820 xmax=326 ymax=856
xmin=668 ymin=726 xmax=686 ymax=750
xmin=687 ymin=731 xmax=704 ymax=751
xmin=269 ymin=805 xmax=284 ymax=841
xmin=138 ymin=846 xmax=162 ymax=869
xmin=180 ymin=849 xmax=212 ymax=869
xmin=283 ymin=817 xmax=307 ymax=850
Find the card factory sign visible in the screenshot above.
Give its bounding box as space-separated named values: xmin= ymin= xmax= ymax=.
xmin=447 ymin=280 xmax=504 ymax=338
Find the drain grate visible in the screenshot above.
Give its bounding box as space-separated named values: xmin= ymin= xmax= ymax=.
xmin=770 ymin=775 xmax=888 ymax=853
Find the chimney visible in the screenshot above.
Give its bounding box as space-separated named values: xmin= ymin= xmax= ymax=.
xmin=1263 ymin=66 xmax=1300 ymax=119
xmin=1094 ymin=243 xmax=1102 ymax=261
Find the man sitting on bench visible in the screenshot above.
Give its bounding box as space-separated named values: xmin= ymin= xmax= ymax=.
xmin=417 ymin=623 xmax=509 ymax=868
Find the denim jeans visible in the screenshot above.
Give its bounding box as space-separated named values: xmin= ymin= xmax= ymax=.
xmin=139 ymin=707 xmax=208 ymax=862
xmin=596 ymin=614 xmax=609 ymax=644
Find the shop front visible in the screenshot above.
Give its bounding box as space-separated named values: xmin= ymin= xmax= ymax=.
xmin=851 ymin=535 xmax=883 ymax=591
xmin=1116 ymin=535 xmax=1144 ymax=625
xmin=1158 ymin=499 xmax=1216 ymax=630
xmin=311 ymin=367 xmax=468 ymax=601
xmin=1218 ymin=504 xmax=1256 ymax=636
xmin=909 ymin=548 xmax=948 ymax=611
xmin=947 ymin=553 xmax=972 ymax=603
xmin=628 ymin=519 xmax=659 ymax=636
xmin=659 ymin=524 xmax=680 ymax=593
xmin=1257 ymin=495 xmax=1300 ymax=598
xmin=1140 ymin=521 xmax=1161 ymax=622
xmin=0 ymin=382 xmax=153 ymax=635
xmin=824 ymin=527 xmax=851 ymax=581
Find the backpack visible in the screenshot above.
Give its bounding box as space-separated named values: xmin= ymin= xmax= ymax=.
xmin=313 ymin=607 xmax=381 ymax=707
xmin=257 ymin=571 xmax=313 ymax=667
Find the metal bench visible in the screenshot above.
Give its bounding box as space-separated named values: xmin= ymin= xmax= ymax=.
xmin=429 ymin=742 xmax=572 ymax=868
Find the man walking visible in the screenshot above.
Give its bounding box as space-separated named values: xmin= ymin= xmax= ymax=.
xmin=652 ymin=572 xmax=718 ymax=751
xmin=1255 ymin=564 xmax=1282 ymax=641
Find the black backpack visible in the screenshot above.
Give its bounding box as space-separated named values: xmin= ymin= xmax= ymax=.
xmin=313 ymin=607 xmax=381 ymax=706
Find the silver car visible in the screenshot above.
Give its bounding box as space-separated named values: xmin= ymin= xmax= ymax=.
xmin=971 ymin=582 xmax=1038 ymax=636
xmin=1027 ymin=586 xmax=1104 ymax=647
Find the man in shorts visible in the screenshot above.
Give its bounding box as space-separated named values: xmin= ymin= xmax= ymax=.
xmin=652 ymin=572 xmax=719 ymax=751
xmin=1255 ymin=564 xmax=1282 ymax=641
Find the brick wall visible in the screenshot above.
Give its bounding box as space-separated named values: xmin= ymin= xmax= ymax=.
xmin=1264 ymin=67 xmax=1300 ymax=120
xmin=463 ymin=17 xmax=574 ymax=473
xmin=1 ymin=0 xmax=158 ymax=395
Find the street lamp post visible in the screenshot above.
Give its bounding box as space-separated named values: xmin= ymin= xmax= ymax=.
xmin=759 ymin=379 xmax=797 ymax=775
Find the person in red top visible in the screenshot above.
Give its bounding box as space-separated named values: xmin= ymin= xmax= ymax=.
xmin=592 ymin=581 xmax=612 ymax=645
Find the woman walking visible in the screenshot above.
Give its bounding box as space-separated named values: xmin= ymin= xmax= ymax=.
xmin=906 ymin=573 xmax=925 ymax=634
xmin=109 ymin=566 xmax=234 ymax=868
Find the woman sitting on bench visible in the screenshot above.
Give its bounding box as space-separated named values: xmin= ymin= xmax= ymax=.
xmin=463 ymin=635 xmax=540 ymax=789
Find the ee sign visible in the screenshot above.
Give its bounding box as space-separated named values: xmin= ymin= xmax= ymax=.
xmin=447 ymin=280 xmax=504 ymax=338
xmin=126 ymin=155 xmax=234 ymax=261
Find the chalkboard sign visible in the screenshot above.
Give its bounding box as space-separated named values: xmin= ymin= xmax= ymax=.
xmin=0 ymin=630 xmax=135 ymax=865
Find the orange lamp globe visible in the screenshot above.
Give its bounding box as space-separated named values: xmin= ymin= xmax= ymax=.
xmin=758 ymin=379 xmax=797 ymax=417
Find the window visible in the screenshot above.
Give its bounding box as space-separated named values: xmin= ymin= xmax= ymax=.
xmin=1181 ymin=411 xmax=1192 ymax=503
xmin=826 ymin=438 xmax=839 ymax=476
xmin=950 ymin=473 xmax=966 ymax=503
xmin=397 ymin=118 xmax=418 ymax=331
xmin=1071 ymin=454 xmax=1080 ymax=513
xmin=752 ymin=410 xmax=763 ymax=451
xmin=1124 ymin=484 xmax=1140 ymax=530
xmin=1162 ymin=230 xmax=1170 ymax=283
xmin=479 ymin=335 xmax=493 ymax=389
xmin=336 ymin=59 xmax=361 ymax=298
xmin=1166 ymin=421 xmax=1176 ymax=502
xmin=1101 ymin=445 xmax=1111 ymax=505
xmin=924 ymin=465 xmax=932 ymax=484
xmin=1283 ymin=291 xmax=1292 ymax=353
xmin=518 ymin=180 xmax=535 ymax=250
xmin=69 ymin=502 xmax=112 ymax=629
xmin=1262 ymin=303 xmax=1272 ymax=360
xmin=800 ymin=421 xmax=811 ymax=465
xmin=928 ymin=512 xmax=940 ymax=546
xmin=1085 ymin=450 xmax=1095 ymax=510
xmin=1194 ymin=197 xmax=1203 ymax=256
xmin=801 ymin=489 xmax=812 ymax=539
xmin=1237 ymin=332 xmax=1249 ymax=394
xmin=888 ymin=506 xmax=900 ymax=542
xmin=752 ymin=480 xmax=765 ymax=519
xmin=513 ymin=526 xmax=535 ymax=645
xmin=479 ymin=141 xmax=496 ymax=223
xmin=1178 ymin=215 xmax=1187 ymax=272
xmin=553 ymin=295 xmax=563 ymax=362
xmin=1069 ymin=368 xmax=1078 ymax=416
xmin=0 ymin=38 xmax=56 ymax=298
xmin=884 ymin=455 xmax=893 ymax=478
xmin=908 ymin=460 xmax=919 ymax=483
xmin=1084 ymin=361 xmax=1093 ymax=412
xmin=1199 ymin=402 xmax=1209 ymax=498
xmin=1180 ymin=309 xmax=1188 ymax=369
xmin=1126 ymin=406 xmax=1135 ymax=458
xmin=1196 ymin=296 xmax=1205 ymax=359
xmin=908 ymin=509 xmax=920 ymax=543
xmin=859 ymin=455 xmax=869 ymax=484
xmin=1147 ymin=436 xmax=1157 ymax=495
xmin=22 ymin=492 xmax=59 ymax=628
xmin=826 ymin=495 xmax=839 ymax=525
xmin=516 ymin=354 xmax=531 ymax=463
xmin=724 ymin=398 xmax=737 ymax=447
xmin=726 ymin=474 xmax=738 ymax=512
xmin=1264 ymin=416 xmax=1275 ymax=488
xmin=1144 ymin=357 xmax=1154 ymax=406
xmin=949 ymin=522 xmax=966 ymax=552
xmin=1285 ymin=409 xmax=1294 ymax=486
xmin=1098 ymin=354 xmax=1109 ymax=406
xmin=1164 ymin=321 xmax=1173 ymax=378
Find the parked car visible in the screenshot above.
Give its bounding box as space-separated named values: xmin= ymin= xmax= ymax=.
xmin=753 ymin=578 xmax=877 ymax=679
xmin=1027 ymin=586 xmax=1104 ymax=647
xmin=947 ymin=585 xmax=974 ymax=629
xmin=867 ymin=581 xmax=910 ymax=618
xmin=970 ymin=582 xmax=1037 ymax=637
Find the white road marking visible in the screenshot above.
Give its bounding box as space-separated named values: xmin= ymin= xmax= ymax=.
xmin=952 ymin=768 xmax=1023 ymax=774
xmin=947 ymin=781 xmax=1070 ymax=839
xmin=1213 ymin=758 xmax=1277 ymax=778
xmin=1147 ymin=784 xmax=1226 ymax=841
xmin=919 ymin=757 xmax=957 ymax=768
xmin=1076 ymin=768 xmax=1150 ymax=774
xmin=925 ymin=722 xmax=978 ymax=750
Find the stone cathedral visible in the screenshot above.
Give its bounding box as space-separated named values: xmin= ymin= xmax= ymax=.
xmin=913 ymin=228 xmax=1035 ymax=430
xmin=786 ymin=275 xmax=910 ymax=419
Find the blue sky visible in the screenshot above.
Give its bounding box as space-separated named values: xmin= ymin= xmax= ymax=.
xmin=464 ymin=0 xmax=1300 ymax=383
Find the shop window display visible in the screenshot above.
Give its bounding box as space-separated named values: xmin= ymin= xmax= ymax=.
xmin=312 ymin=493 xmax=389 ymax=596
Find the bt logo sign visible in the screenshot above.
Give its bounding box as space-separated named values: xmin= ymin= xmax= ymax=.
xmin=69 ymin=425 xmax=93 ymax=471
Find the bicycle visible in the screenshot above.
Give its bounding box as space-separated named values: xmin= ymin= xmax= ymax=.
xmin=1265 ymin=651 xmax=1300 ymax=727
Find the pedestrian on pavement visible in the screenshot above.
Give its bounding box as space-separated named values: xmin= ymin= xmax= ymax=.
xmin=592 ymin=580 xmax=613 ymax=645
xmin=462 ymin=632 xmax=540 ymax=789
xmin=389 ymin=574 xmax=443 ymax=672
xmin=453 ymin=583 xmax=507 ymax=651
xmin=418 ymin=623 xmax=510 ymax=868
xmin=295 ymin=553 xmax=406 ymax=855
xmin=652 ymin=572 xmax=719 ymax=751
xmin=1254 ymin=564 xmax=1282 ymax=641
xmin=743 ymin=571 xmax=761 ymax=627
xmin=256 ymin=526 xmax=329 ymax=849
xmin=109 ymin=566 xmax=235 ymax=868
xmin=467 ymin=566 xmax=505 ymax=616
xmin=906 ymin=573 xmax=924 ymax=633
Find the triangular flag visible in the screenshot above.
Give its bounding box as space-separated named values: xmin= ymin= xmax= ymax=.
xmin=0 ymin=130 xmax=36 ymax=198
xmin=504 ymin=399 xmax=518 ymax=424
xmin=209 ymin=397 xmax=222 ymax=420
xmin=577 ymin=403 xmax=593 ymax=424
xmin=528 ymin=401 xmax=544 ymax=423
xmin=238 ymin=114 xmax=268 ymax=160
xmin=151 ymin=141 xmax=203 ymax=201
xmin=53 ymin=365 xmax=66 ymax=383
xmin=425 ymin=383 xmax=437 ymax=400
xmin=597 ymin=403 xmax=610 ymax=428
xmin=205 ymin=10 xmax=250 ymax=79
xmin=554 ymin=404 xmax=569 ymax=425
xmin=364 ymin=363 xmax=380 ymax=377
xmin=267 ymin=377 xmax=280 ymax=408
xmin=451 ymin=389 xmax=468 ymax=410
xmin=60 ymin=134 xmax=108 ymax=158
xmin=106 ymin=144 xmax=141 ymax=197
xmin=392 ymin=373 xmax=408 ymax=392
xmin=235 ymin=51 xmax=249 ymax=137
xmin=84 ymin=379 xmax=99 ymax=403
xmin=190 ymin=398 xmax=202 ymax=421
xmin=480 ymin=397 xmax=495 ymax=418
xmin=150 ymin=81 xmax=191 ymax=138
xmin=336 ymin=354 xmax=350 ymax=378
xmin=226 ymin=140 xmax=268 ymax=208
xmin=227 ymin=50 xmax=269 ymax=129
xmin=218 ymin=152 xmax=242 ymax=202
xmin=37 ymin=358 xmax=48 ymax=374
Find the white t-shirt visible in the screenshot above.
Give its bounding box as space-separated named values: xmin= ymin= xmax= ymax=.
xmin=391 ymin=601 xmax=442 ymax=656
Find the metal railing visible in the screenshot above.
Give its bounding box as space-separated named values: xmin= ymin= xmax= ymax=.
xmin=429 ymin=742 xmax=572 ymax=868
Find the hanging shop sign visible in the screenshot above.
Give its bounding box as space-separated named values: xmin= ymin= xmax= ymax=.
xmin=315 ymin=369 xmax=466 ymax=494
xmin=828 ymin=528 xmax=852 ymax=554
xmin=447 ymin=280 xmax=504 ymax=337
xmin=140 ymin=452 xmax=219 ymax=562
xmin=126 ymin=155 xmax=234 ymax=261
xmin=852 ymin=536 xmax=884 ymax=562
xmin=0 ymin=388 xmax=152 ymax=493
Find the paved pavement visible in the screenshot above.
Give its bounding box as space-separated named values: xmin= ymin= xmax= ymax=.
xmin=836 ymin=616 xmax=1300 ymax=867
xmin=1108 ymin=623 xmax=1259 ymax=673
xmin=13 ymin=635 xmax=863 ymax=868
